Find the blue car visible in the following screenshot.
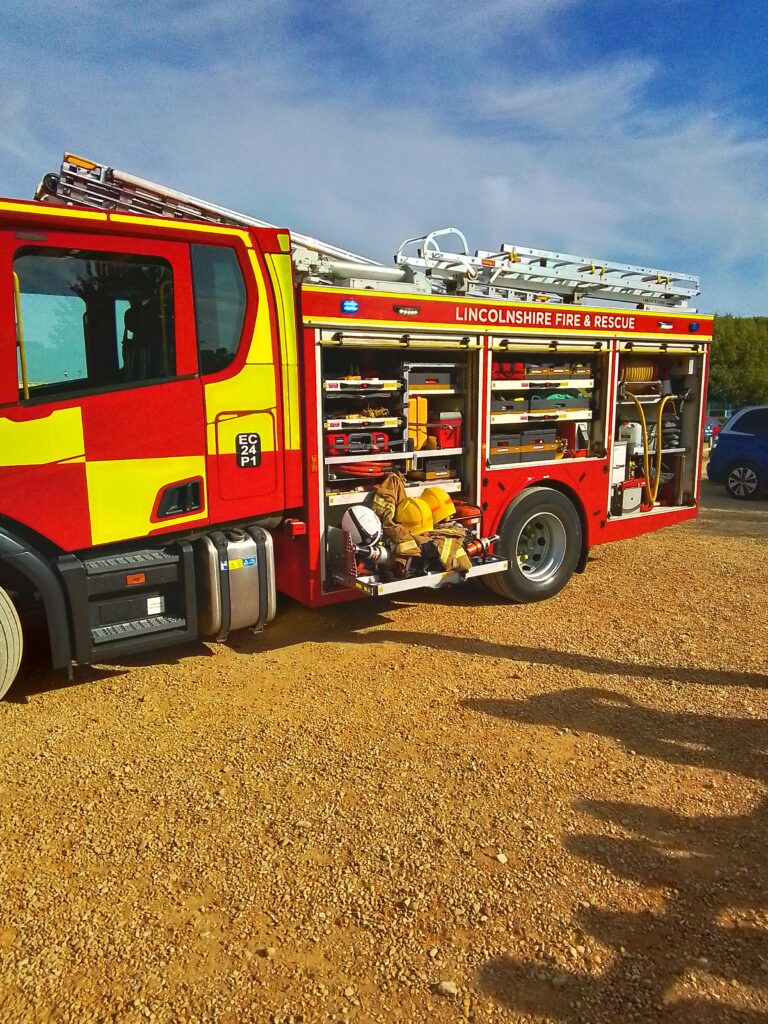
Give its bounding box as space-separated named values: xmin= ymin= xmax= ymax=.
xmin=707 ymin=406 xmax=768 ymax=499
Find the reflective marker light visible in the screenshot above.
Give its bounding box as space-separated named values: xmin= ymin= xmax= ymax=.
xmin=341 ymin=299 xmax=359 ymax=314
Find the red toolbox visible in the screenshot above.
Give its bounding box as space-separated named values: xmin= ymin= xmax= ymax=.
xmin=426 ymin=413 xmax=462 ymax=449
xmin=492 ymin=361 xmax=525 ymax=380
xmin=325 ymin=431 xmax=390 ymax=454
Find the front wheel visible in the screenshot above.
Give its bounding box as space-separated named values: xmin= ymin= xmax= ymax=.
xmin=725 ymin=462 xmax=763 ymax=500
xmin=485 ymin=487 xmax=582 ymax=603
xmin=0 ymin=585 xmax=23 ymax=700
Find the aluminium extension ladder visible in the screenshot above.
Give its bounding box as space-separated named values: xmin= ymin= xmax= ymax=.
xmin=35 ymin=155 xmax=700 ymax=308
xmin=395 ymin=228 xmax=700 ymax=308
xmin=35 ymin=154 xmax=379 ymax=268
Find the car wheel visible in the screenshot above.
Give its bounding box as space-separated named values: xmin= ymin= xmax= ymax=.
xmin=725 ymin=462 xmax=763 ymax=500
xmin=485 ymin=487 xmax=582 ymax=603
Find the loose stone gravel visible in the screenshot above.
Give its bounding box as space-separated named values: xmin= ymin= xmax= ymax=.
xmin=1 ymin=483 xmax=766 ymax=1023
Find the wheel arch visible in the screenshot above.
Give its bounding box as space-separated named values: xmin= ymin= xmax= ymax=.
xmin=0 ymin=525 xmax=72 ymax=671
xmin=497 ymin=480 xmax=589 ymax=573
xmin=725 ymin=456 xmax=763 ymax=475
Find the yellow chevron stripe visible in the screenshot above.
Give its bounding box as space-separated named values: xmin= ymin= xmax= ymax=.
xmin=110 ymin=213 xmax=253 ymax=247
xmin=0 ymin=199 xmax=106 ymax=220
xmin=0 ymin=407 xmax=84 ymax=466
xmin=265 ymin=253 xmax=301 ymax=450
xmin=204 ymin=252 xmax=279 ymax=456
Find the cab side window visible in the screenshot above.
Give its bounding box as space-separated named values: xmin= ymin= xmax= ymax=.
xmin=190 ymin=244 xmax=247 ymax=374
xmin=14 ymin=247 xmax=175 ymax=400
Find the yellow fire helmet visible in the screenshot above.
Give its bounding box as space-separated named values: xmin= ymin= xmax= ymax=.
xmin=395 ymin=496 xmax=434 ymax=534
xmin=421 ymin=486 xmax=456 ymax=524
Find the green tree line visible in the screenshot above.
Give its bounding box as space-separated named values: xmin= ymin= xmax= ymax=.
xmin=709 ymin=316 xmax=768 ymax=408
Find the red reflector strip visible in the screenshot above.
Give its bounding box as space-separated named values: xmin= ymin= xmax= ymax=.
xmin=126 ymin=573 xmax=146 ymax=586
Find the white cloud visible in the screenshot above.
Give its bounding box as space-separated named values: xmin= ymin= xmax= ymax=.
xmin=0 ymin=1 xmax=766 ymax=313
xmin=481 ymin=59 xmax=656 ymax=136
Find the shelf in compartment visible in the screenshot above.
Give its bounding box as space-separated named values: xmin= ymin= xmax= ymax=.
xmin=631 ymin=446 xmax=687 ymax=456
xmin=488 ymin=455 xmax=600 ymax=470
xmin=326 ymin=446 xmax=463 ymax=466
xmin=407 ymin=388 xmax=462 ymax=396
xmin=491 ymin=378 xmax=594 ymax=391
xmin=325 ymin=451 xmax=411 ymax=465
xmin=413 ymin=446 xmax=463 ymax=459
xmin=490 ymin=409 xmax=593 ymax=425
xmin=323 ymin=417 xmax=402 ymax=430
xmin=324 ymin=379 xmax=402 ymax=392
xmin=326 ymin=478 xmax=463 ymax=507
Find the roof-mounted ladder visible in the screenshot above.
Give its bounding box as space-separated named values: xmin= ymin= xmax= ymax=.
xmin=34 ymin=156 xmax=700 ymax=308
xmin=395 ymin=228 xmax=700 ymax=309
xmin=35 ymin=154 xmax=381 ymax=268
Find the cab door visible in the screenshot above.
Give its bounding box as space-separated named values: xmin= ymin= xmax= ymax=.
xmin=0 ymin=228 xmax=208 ymax=550
xmin=190 ymin=239 xmax=286 ymax=523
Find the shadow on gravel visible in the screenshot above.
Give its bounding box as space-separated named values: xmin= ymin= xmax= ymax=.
xmin=5 ymin=663 xmax=125 ymax=703
xmin=347 ymin=632 xmax=766 ymax=690
xmin=226 ymin=598 xmax=767 ymax=691
xmin=468 ymin=687 xmax=768 ymax=1023
xmin=8 ymin=639 xmax=214 ymax=703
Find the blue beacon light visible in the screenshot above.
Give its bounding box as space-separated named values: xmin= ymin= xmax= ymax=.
xmin=341 ymin=299 xmax=359 ymax=314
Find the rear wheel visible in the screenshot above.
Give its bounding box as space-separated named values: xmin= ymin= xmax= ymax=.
xmin=0 ymin=586 xmax=23 ymax=700
xmin=485 ymin=487 xmax=582 ymax=603
xmin=725 ymin=462 xmax=763 ymax=500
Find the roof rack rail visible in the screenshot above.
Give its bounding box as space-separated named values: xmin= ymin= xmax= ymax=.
xmin=395 ymin=229 xmax=700 ymax=308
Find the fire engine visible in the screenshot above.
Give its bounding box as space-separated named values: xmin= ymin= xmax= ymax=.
xmin=0 ymin=154 xmax=713 ymax=699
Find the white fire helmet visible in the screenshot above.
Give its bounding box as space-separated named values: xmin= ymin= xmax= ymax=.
xmin=341 ymin=505 xmax=382 ymax=547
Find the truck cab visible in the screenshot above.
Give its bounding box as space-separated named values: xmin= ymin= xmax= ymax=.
xmin=0 ymin=199 xmax=299 ymax=696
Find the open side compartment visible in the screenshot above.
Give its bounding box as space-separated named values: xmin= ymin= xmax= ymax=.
xmin=316 ymin=339 xmax=508 ymax=595
xmin=486 ymin=341 xmax=610 ymax=469
xmin=609 ymin=346 xmax=706 ymax=517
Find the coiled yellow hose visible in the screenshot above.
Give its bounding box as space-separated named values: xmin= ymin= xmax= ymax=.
xmin=620 ymin=360 xmax=656 ymax=383
xmin=626 ymin=392 xmax=676 ymax=504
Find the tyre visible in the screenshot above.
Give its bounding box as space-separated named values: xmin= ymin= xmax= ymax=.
xmin=484 ymin=487 xmax=582 ymax=603
xmin=725 ymin=462 xmax=763 ymax=500
xmin=0 ymin=585 xmax=23 ymax=700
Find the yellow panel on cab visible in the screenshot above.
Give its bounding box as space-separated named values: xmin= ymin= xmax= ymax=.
xmin=86 ymin=456 xmax=207 ymax=545
xmin=0 ymin=407 xmax=85 ymax=467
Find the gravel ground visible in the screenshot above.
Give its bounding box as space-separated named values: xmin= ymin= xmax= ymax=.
xmin=1 ymin=478 xmax=766 ymax=1024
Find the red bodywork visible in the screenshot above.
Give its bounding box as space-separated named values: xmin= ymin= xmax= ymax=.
xmin=283 ymin=286 xmax=712 ymax=607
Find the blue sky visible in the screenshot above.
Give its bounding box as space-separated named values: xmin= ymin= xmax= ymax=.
xmin=1 ymin=0 xmax=767 ymax=313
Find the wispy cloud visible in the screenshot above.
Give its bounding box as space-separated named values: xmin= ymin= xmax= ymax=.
xmin=0 ymin=0 xmax=766 ymax=312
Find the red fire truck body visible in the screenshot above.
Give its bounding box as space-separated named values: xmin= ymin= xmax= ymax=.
xmin=0 ymin=158 xmax=713 ymax=698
